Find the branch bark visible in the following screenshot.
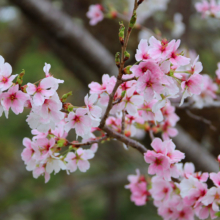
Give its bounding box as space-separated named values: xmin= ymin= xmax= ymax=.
xmin=102 ymin=125 xmax=147 ymax=154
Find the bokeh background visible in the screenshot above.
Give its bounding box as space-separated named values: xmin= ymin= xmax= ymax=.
xmin=0 ymin=0 xmax=220 ymax=219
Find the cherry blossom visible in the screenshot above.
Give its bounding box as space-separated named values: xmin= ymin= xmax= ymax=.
xmin=26 ymin=77 xmax=56 ymax=106
xmin=86 ymin=4 xmax=104 ymax=26
xmin=148 ymin=36 xmax=175 ymax=60
xmin=84 ymin=93 xmax=102 ymax=120
xmin=135 ymin=39 xmax=151 ymax=61
xmin=0 ymin=59 xmax=17 ymax=91
xmin=65 ymin=108 xmax=92 ymax=138
xmin=65 ymin=148 xmax=94 ymax=173
xmin=2 ymin=84 xmax=29 ymax=115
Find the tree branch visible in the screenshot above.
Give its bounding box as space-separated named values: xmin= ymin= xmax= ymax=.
xmin=102 ymin=125 xmax=147 ymax=154
xmin=186 ymin=110 xmax=216 ymax=131
xmin=70 ymin=135 xmax=108 ymax=147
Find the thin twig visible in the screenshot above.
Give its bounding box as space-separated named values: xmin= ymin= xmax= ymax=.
xmin=61 ymin=108 xmax=69 ymax=113
xmin=99 ymin=0 xmax=138 ymax=129
xmin=69 ymin=135 xmax=108 ymax=147
xmin=112 ymin=98 xmax=123 ymax=106
xmin=121 ymin=76 xmax=137 ymax=82
xmin=186 ymin=110 xmax=216 ymax=131
xmin=116 ymin=13 xmax=162 ymax=40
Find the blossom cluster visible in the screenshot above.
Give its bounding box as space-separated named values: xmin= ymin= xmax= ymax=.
xmin=126 ymin=138 xmax=220 ymax=219
xmin=195 ymin=0 xmax=220 ymax=18
xmin=1 ymin=32 xmax=218 ymax=185
xmin=125 ymin=169 xmax=150 ymax=206
xmin=1 ymin=5 xmax=220 ymax=218
xmin=88 ymin=37 xmax=214 ymax=141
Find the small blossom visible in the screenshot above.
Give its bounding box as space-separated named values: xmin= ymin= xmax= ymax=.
xmin=65 ymin=148 xmax=94 ymax=173
xmin=86 ymin=4 xmax=104 ymax=26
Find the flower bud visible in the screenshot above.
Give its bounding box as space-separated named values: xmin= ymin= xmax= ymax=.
xmin=121 ymin=90 xmax=126 ymax=98
xmin=20 ymin=85 xmax=27 ymax=93
xmin=119 ymin=21 xmax=125 ymax=45
xmin=124 ymin=51 xmax=130 ymax=62
xmin=115 ymin=52 xmax=120 ymax=67
xmin=63 ymin=103 xmax=74 ymax=112
xmin=61 ymin=91 xmax=72 ymax=103
xmin=57 ymin=138 xmax=68 ymax=147
xmin=129 ymin=11 xmax=137 ymax=31
xmin=16 ymin=69 xmax=25 ymax=85
xmin=123 ymin=65 xmax=132 ymax=74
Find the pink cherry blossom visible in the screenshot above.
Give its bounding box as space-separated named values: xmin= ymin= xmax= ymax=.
xmin=195 ymin=0 xmax=210 ymax=17
xmin=216 ymin=62 xmax=220 ymax=80
xmin=210 ymin=0 xmax=220 ymax=16
xmin=161 ymin=101 xmax=180 ymax=126
xmin=86 ymin=4 xmax=104 ymax=26
xmin=202 ymin=187 xmax=220 ymax=212
xmin=125 ymin=169 xmax=140 ymax=189
xmin=168 ymin=40 xmax=190 ymax=67
xmin=0 ymin=61 xmax=17 ymax=91
xmin=84 ymin=93 xmax=102 ymax=119
xmin=138 ymin=99 xmax=163 ymax=123
xmin=27 ymin=77 xmax=56 ymax=106
xmin=130 ymin=181 xmax=149 ymax=206
xmin=125 ymin=169 xmax=149 ymax=206
xmin=2 ymin=84 xmax=29 ymax=115
xmin=118 ymin=87 xmax=144 ymax=116
xmin=32 ymin=165 xmax=51 ymax=183
xmin=161 ymin=120 xmax=178 ymax=140
xmin=130 ymin=60 xmax=164 ymax=78
xmin=135 ymin=39 xmax=151 ymax=61
xmin=144 ymin=150 xmax=170 ymax=178
xmin=180 ymin=73 xmax=204 ymax=106
xmin=190 ymin=56 xmax=203 ymax=75
xmin=176 ymin=206 xmax=194 ymax=220
xmin=165 ymin=139 xmax=185 ymax=163
xmin=210 ymin=172 xmax=220 ymax=187
xmin=149 ymin=36 xmax=175 ymax=60
xmin=43 ymin=63 xmax=64 ymax=90
xmin=150 ymin=176 xmax=172 ymax=202
xmin=21 ymin=138 xmax=36 ymax=165
xmin=65 ymin=108 xmax=92 ymax=137
xmin=65 ymin=148 xmax=94 ymax=172
xmin=137 ymin=70 xmax=164 ymax=102
xmin=89 ymin=74 xmax=116 ymax=95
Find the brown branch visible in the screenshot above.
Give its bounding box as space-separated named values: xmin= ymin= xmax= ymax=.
xmin=100 ymin=0 xmax=139 ymax=129
xmin=121 ymin=76 xmax=137 ymax=82
xmin=102 ymin=125 xmax=147 ymax=154
xmin=71 ymin=135 xmax=108 ymax=147
xmin=99 ymin=79 xmax=123 ymax=128
xmin=112 ymin=98 xmax=123 ymax=106
xmin=186 ymin=110 xmax=216 ymax=131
